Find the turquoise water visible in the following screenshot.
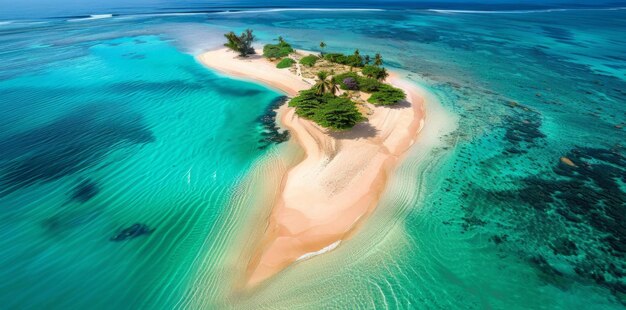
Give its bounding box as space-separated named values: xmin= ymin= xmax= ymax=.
xmin=0 ymin=33 xmax=285 ymax=308
xmin=1 ymin=7 xmax=625 ymax=309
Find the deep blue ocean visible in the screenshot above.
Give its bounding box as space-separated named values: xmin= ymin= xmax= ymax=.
xmin=0 ymin=1 xmax=625 ymax=309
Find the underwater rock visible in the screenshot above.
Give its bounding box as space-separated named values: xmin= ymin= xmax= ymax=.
xmin=513 ymin=146 xmax=625 ymax=296
xmin=461 ymin=216 xmax=487 ymax=231
xmin=490 ymin=234 xmax=509 ymax=245
xmin=257 ymin=96 xmax=290 ymax=150
xmin=71 ymin=179 xmax=99 ymax=203
xmin=110 ymin=223 xmax=153 ymax=241
xmin=465 ymin=144 xmax=625 ymax=300
xmin=550 ymin=238 xmax=578 ymax=256
xmin=529 ymin=255 xmax=563 ymax=277
xmin=502 ymin=106 xmax=545 ymax=150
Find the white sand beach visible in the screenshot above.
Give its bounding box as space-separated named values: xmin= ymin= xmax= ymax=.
xmin=197 ymin=48 xmax=426 ymax=287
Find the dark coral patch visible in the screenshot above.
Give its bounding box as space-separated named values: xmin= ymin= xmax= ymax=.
xmin=71 ymin=179 xmax=99 ymax=203
xmin=257 ymin=96 xmax=290 ymax=150
xmin=110 ymin=223 xmax=154 ymax=241
xmin=514 ymin=146 xmax=625 ymax=296
xmin=0 ymin=105 xmax=154 ymax=195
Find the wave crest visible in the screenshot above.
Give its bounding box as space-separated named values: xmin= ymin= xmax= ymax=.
xmin=68 ymin=14 xmax=113 ymax=22
xmin=428 ymin=7 xmax=626 ymax=14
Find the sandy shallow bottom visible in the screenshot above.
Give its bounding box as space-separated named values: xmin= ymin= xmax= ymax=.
xmin=219 ymin=77 xmax=456 ymax=309
xmin=197 ymin=48 xmax=432 ymax=288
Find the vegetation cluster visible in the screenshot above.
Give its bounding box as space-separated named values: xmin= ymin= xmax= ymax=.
xmin=224 ymin=29 xmax=256 ymax=57
xmin=368 ymin=84 xmax=407 ymax=106
xmin=299 ymin=55 xmax=318 ymax=67
xmin=289 ymin=90 xmax=364 ymax=130
xmin=263 ymin=37 xmax=294 ymax=59
xmin=323 ymin=53 xmax=364 ymax=67
xmin=223 ymin=33 xmax=407 ymax=130
xmin=276 ymin=58 xmax=296 ymax=69
xmin=332 ymin=72 xmax=405 ymax=106
xmin=287 ymin=44 xmax=405 ymax=127
xmin=322 ymin=50 xmax=384 ymax=68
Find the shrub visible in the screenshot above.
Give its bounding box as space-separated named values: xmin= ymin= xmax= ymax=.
xmin=333 ymin=72 xmax=358 ymax=82
xmin=333 ymin=72 xmax=359 ymax=89
xmin=323 ymin=53 xmax=363 ymax=67
xmin=343 ymin=77 xmax=358 ymax=90
xmin=362 ymin=65 xmax=386 ymax=79
xmin=276 ymin=58 xmax=296 ymax=69
xmin=290 ymin=90 xmax=324 ymax=118
xmin=368 ymin=84 xmax=406 ymax=106
xmin=317 ymin=96 xmax=364 ymax=130
xmin=323 ymin=53 xmax=345 ymax=63
xmin=289 ymin=90 xmax=363 ymax=130
xmin=333 ymin=72 xmax=382 ymax=92
xmin=344 ymin=54 xmax=364 ymax=67
xmin=299 ymin=55 xmax=318 ymax=67
xmin=263 ymin=44 xmax=294 ymax=59
xmin=357 ymin=77 xmax=383 ymax=92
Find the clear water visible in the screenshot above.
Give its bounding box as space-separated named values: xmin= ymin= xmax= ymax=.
xmin=0 ymin=30 xmax=285 ymax=308
xmin=0 ymin=5 xmax=625 ymax=309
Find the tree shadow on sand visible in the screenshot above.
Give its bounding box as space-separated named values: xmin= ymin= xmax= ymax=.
xmin=329 ymin=122 xmax=378 ymax=140
xmin=237 ymin=54 xmax=263 ymax=61
xmin=387 ymin=99 xmax=412 ymax=110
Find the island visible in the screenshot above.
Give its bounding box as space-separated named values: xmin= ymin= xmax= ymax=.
xmin=197 ymin=30 xmax=427 ymax=287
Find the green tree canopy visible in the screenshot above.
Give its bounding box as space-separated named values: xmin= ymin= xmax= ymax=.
xmin=319 ymin=41 xmax=327 ymax=55
xmin=289 ymin=90 xmax=364 ymax=130
xmin=374 ymin=53 xmax=383 ymax=66
xmin=263 ymin=36 xmax=294 ymax=59
xmin=289 ymin=90 xmax=325 ymax=119
xmin=368 ymin=84 xmax=406 ymax=106
xmin=299 ymin=54 xmax=318 ymax=67
xmin=224 ymin=29 xmax=256 ymax=57
xmin=276 ymin=58 xmax=296 ymax=69
xmin=313 ymin=71 xmax=339 ymax=96
xmin=318 ymin=97 xmax=364 ymax=130
xmin=362 ymin=65 xmax=389 ymax=81
xmin=323 ymin=53 xmax=364 ymax=67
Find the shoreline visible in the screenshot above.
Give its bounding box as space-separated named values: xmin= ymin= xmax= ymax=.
xmin=197 ymin=48 xmax=426 ymax=287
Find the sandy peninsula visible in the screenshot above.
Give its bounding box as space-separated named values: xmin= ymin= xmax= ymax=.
xmin=197 ymin=48 xmax=426 ymax=287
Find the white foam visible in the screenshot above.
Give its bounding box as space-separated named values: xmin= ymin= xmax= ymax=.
xmin=121 ymin=12 xmax=208 ymax=19
xmin=296 ymin=240 xmax=341 ymax=261
xmin=0 ymin=20 xmax=48 ymax=26
xmin=68 ymin=14 xmax=113 ymax=22
xmin=428 ymin=7 xmax=626 ymax=14
xmin=217 ymin=8 xmax=384 ymax=15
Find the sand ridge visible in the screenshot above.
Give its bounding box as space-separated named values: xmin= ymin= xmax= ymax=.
xmin=197 ymin=48 xmax=426 ymax=287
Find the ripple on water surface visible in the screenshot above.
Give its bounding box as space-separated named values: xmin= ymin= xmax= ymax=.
xmin=0 ymin=34 xmax=287 ymax=308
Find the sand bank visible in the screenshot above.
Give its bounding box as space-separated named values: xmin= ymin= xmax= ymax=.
xmin=197 ymin=48 xmax=426 ymax=287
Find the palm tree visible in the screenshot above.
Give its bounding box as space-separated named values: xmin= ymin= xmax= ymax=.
xmin=364 ymin=55 xmax=371 ymax=65
xmin=329 ymin=78 xmax=339 ymax=95
xmin=378 ymin=67 xmax=389 ymax=81
xmin=319 ymin=41 xmax=326 ymax=56
xmin=353 ymin=49 xmax=364 ymax=67
xmin=224 ymin=29 xmax=256 ymax=57
xmin=314 ymin=71 xmax=339 ymax=96
xmin=374 ymin=53 xmax=383 ymax=66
